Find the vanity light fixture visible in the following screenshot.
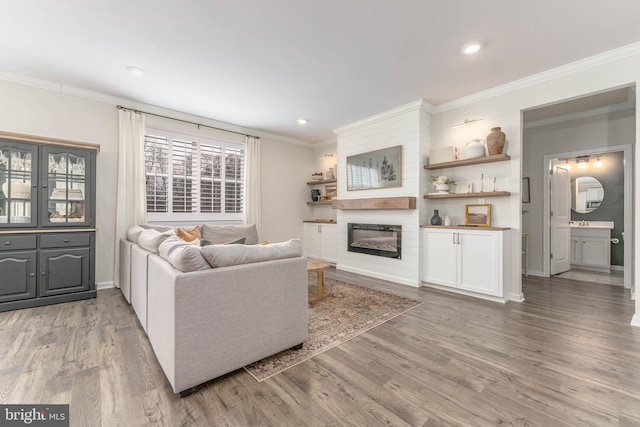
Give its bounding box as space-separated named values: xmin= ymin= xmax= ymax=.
xmin=462 ymin=42 xmax=482 ymax=55
xmin=576 ymin=155 xmax=590 ymax=169
xmin=450 ymin=118 xmax=483 ymax=128
xmin=594 ymin=155 xmax=603 ymax=168
xmin=297 ymin=118 xmax=308 ymax=125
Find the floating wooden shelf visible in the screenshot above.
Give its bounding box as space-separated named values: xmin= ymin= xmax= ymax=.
xmin=306 ymin=178 xmax=337 ymax=185
xmin=332 ymin=197 xmax=416 ymax=210
xmin=424 ymin=154 xmax=510 ymax=170
xmin=424 ymin=191 xmax=510 ymax=199
xmin=306 ymin=201 xmax=334 ymax=205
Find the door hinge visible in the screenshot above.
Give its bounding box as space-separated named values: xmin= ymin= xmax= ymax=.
xmin=550 ymin=253 xmax=554 ymax=259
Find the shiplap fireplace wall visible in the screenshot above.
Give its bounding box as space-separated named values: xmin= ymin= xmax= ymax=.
xmin=333 ymin=100 xmax=431 ymax=287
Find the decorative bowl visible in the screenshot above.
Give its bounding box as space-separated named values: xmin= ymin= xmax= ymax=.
xmin=2 ymin=181 xmax=31 ymax=199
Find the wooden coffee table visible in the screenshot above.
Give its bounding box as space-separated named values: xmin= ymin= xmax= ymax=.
xmin=307 ymin=258 xmax=331 ymax=303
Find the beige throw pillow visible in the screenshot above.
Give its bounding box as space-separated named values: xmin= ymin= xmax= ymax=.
xmin=201 ymin=238 xmax=301 ymax=268
xmin=201 ymin=224 xmax=259 ymax=245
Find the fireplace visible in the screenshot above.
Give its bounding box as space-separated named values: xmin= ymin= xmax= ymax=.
xmin=348 ymin=223 xmax=401 ymax=259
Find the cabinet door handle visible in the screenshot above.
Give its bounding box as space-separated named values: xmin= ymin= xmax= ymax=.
xmin=64 ymin=239 xmax=69 ymax=243
xmin=452 ymin=233 xmax=456 ymax=244
xmin=318 ymin=225 xmax=321 ymax=233
xmin=30 ymin=273 xmax=35 ymax=277
xmin=4 ymin=241 xmax=10 ymax=246
xmin=42 ymin=184 xmax=48 ymax=188
xmin=41 ymin=272 xmax=46 ymax=276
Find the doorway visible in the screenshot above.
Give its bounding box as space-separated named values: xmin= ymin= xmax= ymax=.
xmin=522 ymin=85 xmax=635 ymax=296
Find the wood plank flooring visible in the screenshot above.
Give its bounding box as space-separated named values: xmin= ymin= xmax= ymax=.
xmin=1 ymin=270 xmax=640 ymax=426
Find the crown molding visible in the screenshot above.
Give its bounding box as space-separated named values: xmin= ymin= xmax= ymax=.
xmin=434 ymin=41 xmax=640 ymax=113
xmin=0 ymin=70 xmax=312 ymax=147
xmin=333 ymin=99 xmax=434 ymax=135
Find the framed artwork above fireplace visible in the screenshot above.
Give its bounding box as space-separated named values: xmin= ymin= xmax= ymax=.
xmin=346 ymin=145 xmax=402 ymax=191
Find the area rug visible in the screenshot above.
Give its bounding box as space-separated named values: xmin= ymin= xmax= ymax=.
xmin=244 ymin=277 xmax=423 ymax=382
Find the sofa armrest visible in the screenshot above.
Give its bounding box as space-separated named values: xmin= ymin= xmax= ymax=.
xmin=147 ymin=255 xmax=308 ymax=393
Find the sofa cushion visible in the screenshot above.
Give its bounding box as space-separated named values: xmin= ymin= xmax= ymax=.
xmin=201 ymin=224 xmax=259 ymax=245
xmin=158 ymin=236 xmax=210 ymax=272
xmin=138 ymin=228 xmax=176 ymax=253
xmin=126 ymin=225 xmax=146 ymax=243
xmin=177 ymin=226 xmax=201 ymax=242
xmin=201 ymin=238 xmax=301 ymax=268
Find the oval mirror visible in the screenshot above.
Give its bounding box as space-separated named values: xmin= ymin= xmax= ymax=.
xmin=571 ymin=176 xmax=604 ymax=213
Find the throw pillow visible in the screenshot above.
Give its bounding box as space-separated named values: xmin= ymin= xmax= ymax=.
xmin=201 ymin=224 xmax=259 ymax=245
xmin=158 ymin=236 xmax=210 ymax=272
xmin=201 ymin=238 xmax=301 ymax=268
xmin=138 ymin=228 xmax=176 ymax=253
xmin=177 ymin=226 xmax=201 ymax=242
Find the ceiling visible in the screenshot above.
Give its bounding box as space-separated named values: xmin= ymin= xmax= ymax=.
xmin=2 ymin=1 xmax=640 ymax=143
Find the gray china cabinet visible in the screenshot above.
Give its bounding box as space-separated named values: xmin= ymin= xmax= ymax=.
xmin=0 ymin=133 xmax=98 ymax=312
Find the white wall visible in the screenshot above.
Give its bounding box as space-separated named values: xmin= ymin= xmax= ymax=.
xmin=430 ymin=49 xmax=640 ymax=310
xmin=522 ymin=110 xmax=635 ymax=275
xmin=0 ymin=78 xmax=314 ymax=286
xmin=334 ymin=101 xmax=430 ymax=287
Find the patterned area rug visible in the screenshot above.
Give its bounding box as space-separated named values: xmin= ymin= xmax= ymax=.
xmin=244 ymin=277 xmax=423 ymax=382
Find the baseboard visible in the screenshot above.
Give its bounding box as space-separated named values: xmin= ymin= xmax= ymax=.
xmin=611 ymin=265 xmax=624 ymax=272
xmin=336 ymin=265 xmax=420 ymax=288
xmin=508 ymin=293 xmax=525 ymax=303
xmin=97 ymin=281 xmax=115 ymax=290
xmin=631 ymin=314 xmax=640 ymax=328
xmin=420 ymin=281 xmax=507 ymax=304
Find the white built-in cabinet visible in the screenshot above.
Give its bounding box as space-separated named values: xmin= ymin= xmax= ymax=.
xmin=570 ymin=227 xmax=610 ymax=271
xmin=421 ymin=227 xmax=508 ymax=298
xmin=303 ymin=222 xmax=337 ymax=263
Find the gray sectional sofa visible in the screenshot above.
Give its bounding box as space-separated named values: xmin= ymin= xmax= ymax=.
xmin=119 ymin=224 xmax=308 ymax=396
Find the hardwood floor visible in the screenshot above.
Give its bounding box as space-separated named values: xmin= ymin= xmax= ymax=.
xmin=1 ymin=270 xmax=640 ymax=426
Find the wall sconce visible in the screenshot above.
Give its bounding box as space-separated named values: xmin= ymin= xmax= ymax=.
xmin=450 ymin=118 xmax=483 ymax=128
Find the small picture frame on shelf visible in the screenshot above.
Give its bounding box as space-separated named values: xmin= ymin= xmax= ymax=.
xmin=465 ymin=204 xmax=491 ymax=227
xmin=454 ymin=182 xmax=473 ymax=194
xmin=324 ymin=184 xmax=337 ymax=200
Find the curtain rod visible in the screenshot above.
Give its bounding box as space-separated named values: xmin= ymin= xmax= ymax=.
xmin=116 ymin=105 xmax=259 ymax=139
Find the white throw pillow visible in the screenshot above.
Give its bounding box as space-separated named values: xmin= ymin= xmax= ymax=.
xmin=201 ymin=238 xmax=301 ymax=268
xmin=138 ymin=228 xmax=176 ymax=253
xmin=126 ymin=225 xmax=146 ymax=243
xmin=158 ymin=236 xmax=210 ymax=272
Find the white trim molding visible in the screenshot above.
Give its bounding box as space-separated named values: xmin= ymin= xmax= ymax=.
xmin=97 ymin=281 xmax=115 ymax=290
xmin=333 ymin=99 xmax=434 ymax=135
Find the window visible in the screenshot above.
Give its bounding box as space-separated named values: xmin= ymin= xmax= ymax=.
xmin=144 ymin=128 xmax=245 ymax=222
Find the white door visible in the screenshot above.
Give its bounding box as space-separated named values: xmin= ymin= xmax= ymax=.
xmin=458 ymin=231 xmax=503 ymax=297
xmin=550 ymin=162 xmax=571 ymax=275
xmin=303 ymin=223 xmax=321 ymax=259
xmin=422 ymin=229 xmax=456 ymax=287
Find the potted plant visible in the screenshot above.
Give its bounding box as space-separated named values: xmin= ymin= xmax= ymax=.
xmin=431 ymin=175 xmax=455 ymax=193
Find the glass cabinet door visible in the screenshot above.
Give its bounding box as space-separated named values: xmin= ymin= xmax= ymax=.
xmin=41 ymin=146 xmax=92 ymax=227
xmin=0 ymin=141 xmax=37 ymax=227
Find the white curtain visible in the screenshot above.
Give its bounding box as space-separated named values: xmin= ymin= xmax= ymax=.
xmin=113 ymin=109 xmax=146 ymax=288
xmin=244 ymin=136 xmax=261 ymax=236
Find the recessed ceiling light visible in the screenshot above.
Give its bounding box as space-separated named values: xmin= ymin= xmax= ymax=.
xmin=126 ymin=65 xmax=145 ymax=77
xmin=297 ymin=118 xmax=308 ymax=125
xmin=462 ymin=43 xmax=482 ymax=55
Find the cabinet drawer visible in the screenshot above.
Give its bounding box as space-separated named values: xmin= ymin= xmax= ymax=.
xmin=0 ymin=235 xmax=37 ymax=251
xmin=40 ymin=233 xmax=91 ymax=248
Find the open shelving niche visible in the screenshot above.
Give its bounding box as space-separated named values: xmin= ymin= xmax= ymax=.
xmin=424 ymin=154 xmax=511 ymax=199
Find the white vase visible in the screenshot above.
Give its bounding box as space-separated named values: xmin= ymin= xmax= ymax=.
xmin=435 ymin=183 xmax=450 ymax=193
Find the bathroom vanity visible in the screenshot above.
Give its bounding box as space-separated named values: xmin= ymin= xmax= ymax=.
xmin=569 ymin=221 xmax=613 ymax=272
